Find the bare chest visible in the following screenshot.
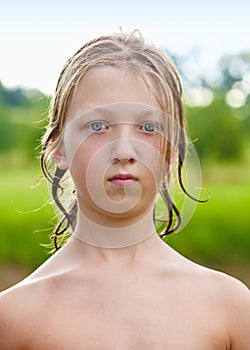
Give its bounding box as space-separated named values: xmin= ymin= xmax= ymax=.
xmin=27 ymin=279 xmax=228 ymax=350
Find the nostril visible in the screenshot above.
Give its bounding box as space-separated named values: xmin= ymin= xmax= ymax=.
xmin=111 ymin=139 xmax=137 ymax=164
xmin=114 ymin=157 xmax=136 ymax=165
xmin=129 ymin=157 xmax=136 ymax=164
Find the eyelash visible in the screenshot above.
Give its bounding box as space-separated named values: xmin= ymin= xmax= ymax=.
xmin=88 ymin=121 xmax=160 ymax=133
xmin=139 ymin=122 xmax=160 ymax=133
xmin=88 ymin=121 xmax=108 ymax=132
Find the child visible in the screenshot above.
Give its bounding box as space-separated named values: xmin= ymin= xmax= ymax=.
xmin=0 ymin=31 xmax=249 ymax=349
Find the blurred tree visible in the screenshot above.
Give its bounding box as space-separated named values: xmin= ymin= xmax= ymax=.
xmin=0 ymin=81 xmax=49 ymax=160
xmin=218 ymin=52 xmax=250 ymax=91
xmin=0 ymin=82 xmax=29 ymax=107
xmin=186 ymin=91 xmax=246 ymax=162
xmin=169 ymin=49 xmax=250 ymax=161
xmin=217 ymin=52 xmax=250 ymax=135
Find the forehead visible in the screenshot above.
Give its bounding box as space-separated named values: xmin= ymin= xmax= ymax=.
xmin=66 ymin=67 xmax=160 ymax=121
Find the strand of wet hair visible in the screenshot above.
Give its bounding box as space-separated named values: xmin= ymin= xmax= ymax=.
xmin=50 ymin=167 xmax=74 ymax=250
xmin=177 ymin=155 xmax=210 ymax=203
xmin=158 ymin=182 xmax=182 ymax=237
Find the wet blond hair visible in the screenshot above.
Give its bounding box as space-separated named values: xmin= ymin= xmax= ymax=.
xmin=41 ymin=30 xmax=191 ymax=250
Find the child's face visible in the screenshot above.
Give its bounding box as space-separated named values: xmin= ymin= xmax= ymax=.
xmin=57 ymin=67 xmax=170 ymax=221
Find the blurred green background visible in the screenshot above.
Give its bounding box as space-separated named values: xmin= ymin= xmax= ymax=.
xmin=0 ymin=50 xmax=249 ymax=290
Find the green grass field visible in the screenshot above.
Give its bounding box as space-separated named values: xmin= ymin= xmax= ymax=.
xmin=165 ymin=162 xmax=250 ymax=285
xmin=0 ymin=161 xmax=249 ymax=288
xmin=0 ymin=164 xmax=53 ymax=267
xmin=167 ymin=162 xmax=250 ymax=263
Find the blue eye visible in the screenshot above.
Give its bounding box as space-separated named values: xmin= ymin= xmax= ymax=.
xmin=89 ymin=121 xmax=108 ymax=132
xmin=140 ymin=122 xmax=159 ymax=133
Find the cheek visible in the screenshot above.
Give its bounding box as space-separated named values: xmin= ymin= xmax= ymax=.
xmin=138 ymin=142 xmax=163 ymax=192
xmin=144 ymin=166 xmax=160 ymax=193
xmin=146 ymin=135 xmax=168 ymax=182
xmin=68 ymin=141 xmax=100 ymax=191
xmin=69 ymin=138 xmax=114 ymax=201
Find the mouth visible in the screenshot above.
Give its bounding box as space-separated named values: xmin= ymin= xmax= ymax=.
xmin=108 ymin=173 xmax=138 ymax=187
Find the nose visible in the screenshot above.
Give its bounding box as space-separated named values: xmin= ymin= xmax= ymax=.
xmin=111 ymin=137 xmax=137 ymax=165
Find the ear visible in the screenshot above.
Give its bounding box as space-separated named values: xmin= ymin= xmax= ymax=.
xmin=53 ymin=141 xmax=69 ymax=170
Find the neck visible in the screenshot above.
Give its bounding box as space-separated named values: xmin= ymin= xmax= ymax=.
xmin=72 ymin=208 xmax=157 ymax=249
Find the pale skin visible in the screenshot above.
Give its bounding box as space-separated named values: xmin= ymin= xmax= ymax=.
xmin=0 ymin=68 xmax=249 ymax=349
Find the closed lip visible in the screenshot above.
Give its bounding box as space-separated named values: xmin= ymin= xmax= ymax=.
xmin=108 ymin=173 xmax=138 ymax=181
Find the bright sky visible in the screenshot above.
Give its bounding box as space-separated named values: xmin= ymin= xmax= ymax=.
xmin=0 ymin=0 xmax=249 ymax=94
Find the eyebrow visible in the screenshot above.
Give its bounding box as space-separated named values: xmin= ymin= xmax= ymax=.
xmin=73 ymin=103 xmax=165 ymax=125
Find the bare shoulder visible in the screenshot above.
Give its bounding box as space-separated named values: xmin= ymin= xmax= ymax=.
xmin=0 ymin=274 xmax=57 ymax=349
xmin=182 ymin=260 xmax=250 ymax=306
xmin=0 ymin=283 xmax=31 ymax=348
xmin=198 ymin=264 xmax=249 ymax=306
xmin=186 ymin=262 xmax=250 ymax=349
xmin=194 ymin=262 xmax=249 ymax=295
xmin=207 ymin=268 xmax=250 ymax=350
